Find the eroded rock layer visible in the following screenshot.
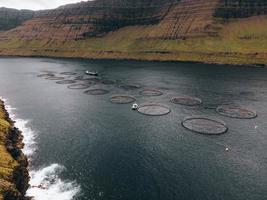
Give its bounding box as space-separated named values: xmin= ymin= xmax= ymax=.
xmin=1 ymin=0 xmax=179 ymax=40
xmin=215 ymin=0 xmax=267 ymax=18
xmin=147 ymin=0 xmax=221 ymax=39
xmin=0 ymin=0 xmax=266 ymax=65
xmin=1 ymin=0 xmax=267 ymax=40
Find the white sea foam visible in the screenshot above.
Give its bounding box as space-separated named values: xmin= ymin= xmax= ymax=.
xmin=27 ymin=164 xmax=80 ymax=200
xmin=15 ymin=119 xmax=37 ymax=157
xmin=4 ymin=100 xmax=36 ymax=158
xmin=2 ymin=97 xmax=80 ymax=200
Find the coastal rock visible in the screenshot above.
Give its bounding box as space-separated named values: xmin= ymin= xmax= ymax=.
xmin=0 ymin=100 xmax=30 ymax=200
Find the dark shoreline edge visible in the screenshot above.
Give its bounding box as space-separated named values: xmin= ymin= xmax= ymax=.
xmin=0 ymin=99 xmax=30 ymax=200
xmin=0 ymin=54 xmax=266 ymax=69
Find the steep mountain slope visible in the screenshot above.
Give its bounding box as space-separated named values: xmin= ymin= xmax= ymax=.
xmin=215 ymin=0 xmax=267 ymax=18
xmin=0 ymin=0 xmax=266 ymax=65
xmin=0 ymin=0 xmax=178 ymax=40
xmin=0 ymin=8 xmax=34 ymax=31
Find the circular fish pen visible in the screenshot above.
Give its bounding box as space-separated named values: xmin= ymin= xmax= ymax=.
xmin=84 ymin=89 xmax=110 ymax=95
xmin=45 ymin=76 xmax=65 ymax=80
xmin=216 ymin=105 xmax=257 ymax=119
xmin=37 ymin=74 xmax=55 ymax=78
xmin=139 ymin=89 xmax=163 ymax=96
xmin=182 ymin=117 xmax=228 ymax=135
xmin=110 ymin=95 xmax=136 ymax=104
xmin=56 ymin=80 xmax=77 ymax=85
xmin=75 ymin=76 xmax=99 ymax=81
xmin=170 ymin=96 xmax=202 ymax=106
xmin=137 ymin=103 xmax=171 ymax=116
xmin=60 ymin=72 xmax=77 ymax=75
xmin=67 ymin=84 xmax=90 ymax=90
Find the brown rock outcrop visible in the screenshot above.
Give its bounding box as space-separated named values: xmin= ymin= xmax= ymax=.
xmin=0 ymin=100 xmax=30 ymax=200
xmin=0 ymin=0 xmax=266 ymax=65
xmin=1 ymin=0 xmax=267 ymax=41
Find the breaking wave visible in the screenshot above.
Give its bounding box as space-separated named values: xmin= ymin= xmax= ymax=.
xmin=27 ymin=164 xmax=80 ymax=200
xmin=2 ymin=97 xmax=81 ymax=200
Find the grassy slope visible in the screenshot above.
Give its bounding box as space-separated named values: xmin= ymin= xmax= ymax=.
xmin=0 ymin=101 xmax=19 ymax=200
xmin=0 ymin=16 xmax=267 ymax=65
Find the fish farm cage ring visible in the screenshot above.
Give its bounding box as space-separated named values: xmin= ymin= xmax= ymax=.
xmin=137 ymin=103 xmax=171 ymax=116
xmin=45 ymin=76 xmax=65 ymax=80
xmin=56 ymin=80 xmax=77 ymax=84
xmin=110 ymin=95 xmax=136 ymax=104
xmin=170 ymin=96 xmax=202 ymax=106
xmin=75 ymin=76 xmax=100 ymax=82
xmin=75 ymin=76 xmax=98 ymax=81
xmin=216 ymin=105 xmax=257 ymax=119
xmin=60 ymin=72 xmax=77 ymax=75
xmin=139 ymin=89 xmax=163 ymax=96
xmin=37 ymin=74 xmax=55 ymax=78
xmin=67 ymin=84 xmax=91 ymax=90
xmin=182 ymin=117 xmax=228 ymax=135
xmin=84 ymin=89 xmax=110 ymax=95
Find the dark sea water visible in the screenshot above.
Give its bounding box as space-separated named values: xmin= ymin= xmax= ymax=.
xmin=0 ymin=57 xmax=267 ymax=200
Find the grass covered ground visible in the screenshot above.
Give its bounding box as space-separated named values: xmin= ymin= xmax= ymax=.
xmin=0 ymin=101 xmax=18 ymax=200
xmin=0 ymin=15 xmax=266 ymax=65
xmin=0 ymin=100 xmax=29 ymax=200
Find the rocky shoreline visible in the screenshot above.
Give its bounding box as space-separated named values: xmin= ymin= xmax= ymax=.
xmin=0 ymin=100 xmax=30 ymax=200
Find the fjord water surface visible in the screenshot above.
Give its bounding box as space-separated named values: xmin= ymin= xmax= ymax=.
xmin=0 ymin=58 xmax=267 ymax=200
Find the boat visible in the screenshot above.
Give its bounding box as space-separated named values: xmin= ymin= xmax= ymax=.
xmin=132 ymin=103 xmax=138 ymax=110
xmin=85 ymin=70 xmax=98 ymax=76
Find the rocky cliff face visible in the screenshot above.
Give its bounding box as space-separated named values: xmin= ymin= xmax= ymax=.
xmin=0 ymin=0 xmax=180 ymax=40
xmin=0 ymin=0 xmax=266 ymax=65
xmin=215 ymin=0 xmax=267 ymax=18
xmin=1 ymin=0 xmax=266 ymax=40
xmin=2 ymin=0 xmax=266 ymax=41
xmin=146 ymin=0 xmax=222 ymax=39
xmin=0 ymin=8 xmax=34 ymax=31
xmin=0 ymin=100 xmax=29 ymax=200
